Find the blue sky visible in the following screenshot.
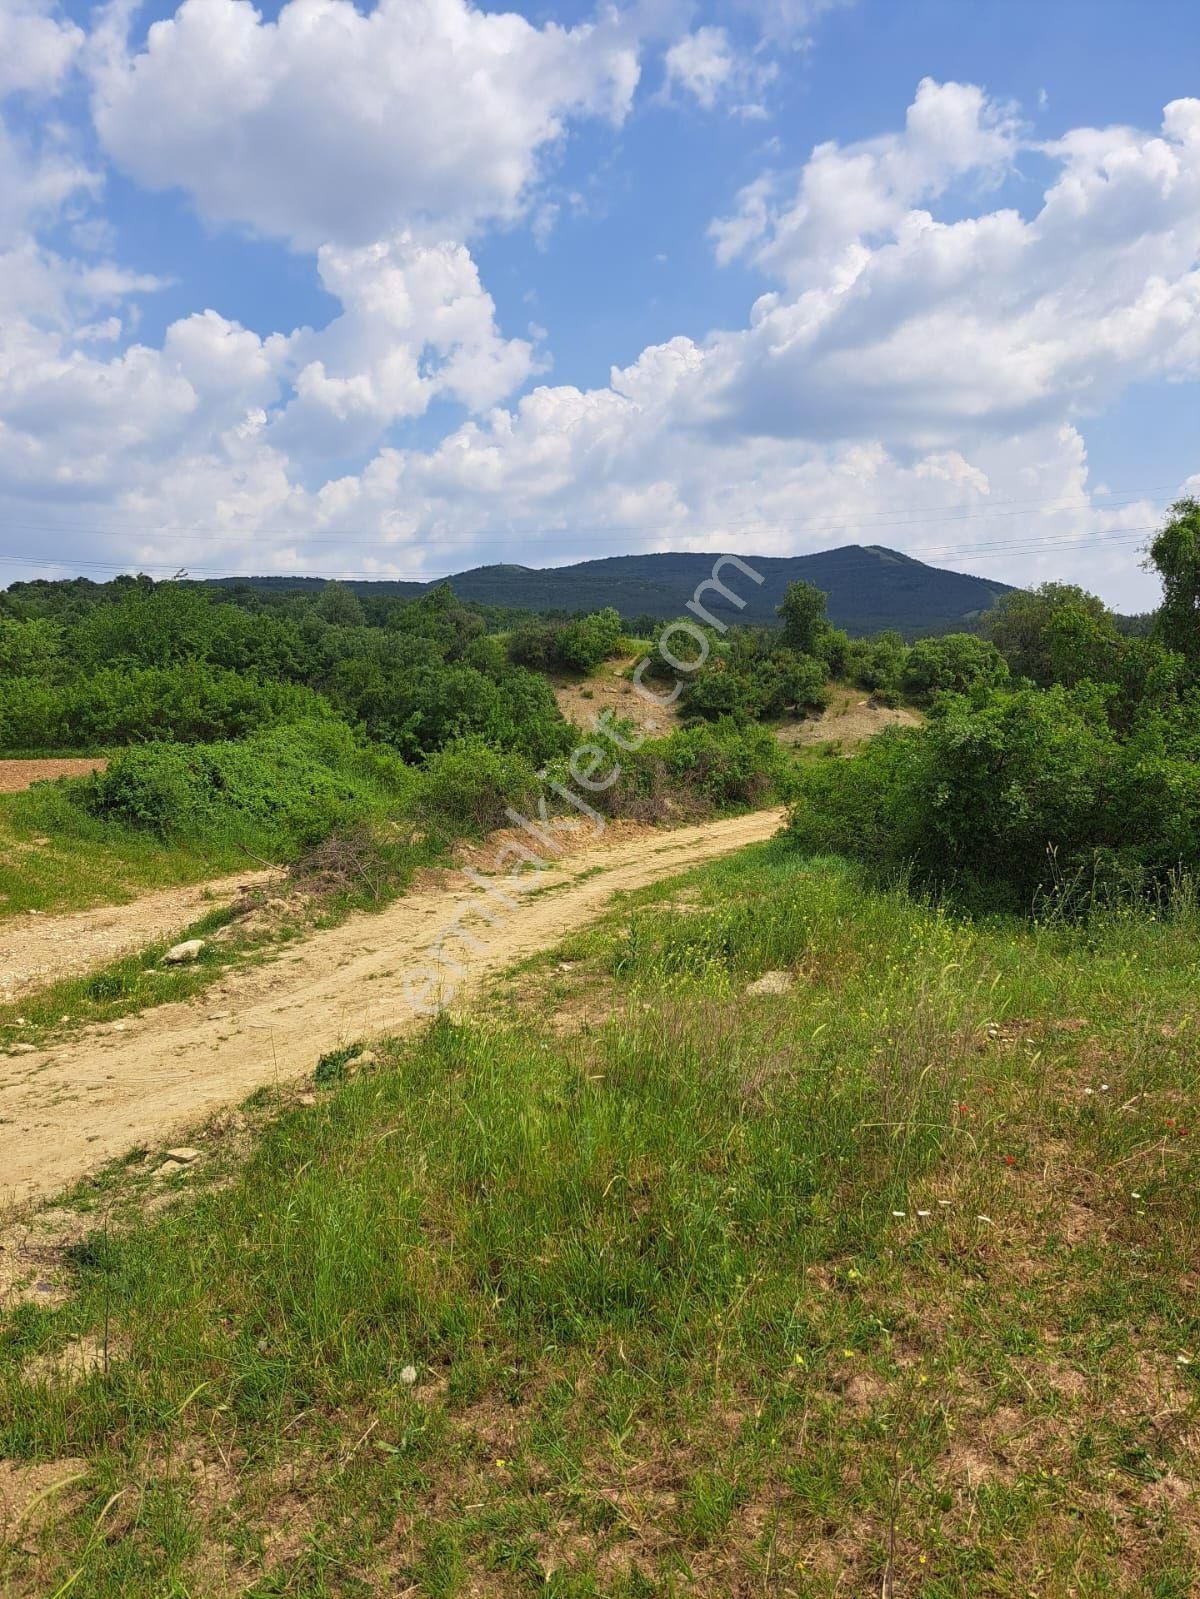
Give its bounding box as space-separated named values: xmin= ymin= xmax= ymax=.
xmin=1 ymin=0 xmax=1197 ymax=607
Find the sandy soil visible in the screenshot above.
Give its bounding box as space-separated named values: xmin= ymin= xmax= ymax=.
xmin=775 ymin=690 xmax=922 ymax=749
xmin=0 ymin=871 xmax=277 ymax=999
xmin=0 ymin=808 xmax=784 ymax=1207
xmin=0 ymin=758 xmax=108 ymax=793
xmin=552 ymin=656 xmax=685 ymax=738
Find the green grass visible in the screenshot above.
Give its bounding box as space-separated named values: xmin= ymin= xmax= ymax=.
xmin=2 ymin=844 xmax=1198 ymax=1595
xmin=0 ymin=785 xmax=260 ymax=919
xmin=0 ymin=901 xmax=287 ymax=1053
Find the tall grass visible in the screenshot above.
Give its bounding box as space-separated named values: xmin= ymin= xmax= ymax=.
xmin=3 ymin=845 xmax=1198 ymax=1595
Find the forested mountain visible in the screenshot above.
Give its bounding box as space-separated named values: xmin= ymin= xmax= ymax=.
xmin=206 ymin=544 xmax=1013 ymax=636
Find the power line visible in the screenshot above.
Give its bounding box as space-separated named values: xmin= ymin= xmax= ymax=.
xmin=0 ymin=523 xmax=1159 ymax=583
xmin=0 ymin=485 xmax=1178 ymax=553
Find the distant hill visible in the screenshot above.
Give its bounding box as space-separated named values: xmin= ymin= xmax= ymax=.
xmin=209 ymin=544 xmax=1015 ymax=636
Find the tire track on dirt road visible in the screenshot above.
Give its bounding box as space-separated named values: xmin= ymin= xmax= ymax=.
xmin=0 ymin=808 xmax=785 ymax=1206
xmin=0 ymin=871 xmax=277 ymax=998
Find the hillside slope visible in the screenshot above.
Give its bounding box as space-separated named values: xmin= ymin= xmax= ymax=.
xmin=209 ymin=543 xmax=1013 ymax=635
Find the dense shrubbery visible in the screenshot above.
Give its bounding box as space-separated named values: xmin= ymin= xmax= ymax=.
xmin=413 ymin=739 xmax=540 ymax=837
xmin=81 ymin=718 xmax=412 ymax=854
xmin=787 ymin=500 xmax=1200 ymax=911
xmin=0 ymin=667 xmax=332 ymax=749
xmin=508 ymin=607 xmax=625 ymax=673
xmin=0 ymin=579 xmax=573 ymax=764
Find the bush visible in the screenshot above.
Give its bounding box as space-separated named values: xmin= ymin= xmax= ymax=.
xmin=508 ymin=609 xmax=625 ymax=675
xmin=656 ymin=720 xmax=792 ymax=810
xmin=787 ymin=685 xmax=1200 ymax=910
xmin=414 ymin=738 xmax=540 ymax=836
xmin=0 ymin=667 xmax=333 ymax=750
xmin=901 ymin=634 xmax=1009 ymax=702
xmin=79 ymin=719 xmax=411 ymax=856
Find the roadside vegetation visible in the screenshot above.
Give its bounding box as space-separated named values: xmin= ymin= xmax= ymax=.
xmin=787 ymin=499 xmax=1200 ymax=912
xmin=0 ymin=580 xmax=792 ymax=917
xmin=3 ymin=842 xmax=1197 ymax=1595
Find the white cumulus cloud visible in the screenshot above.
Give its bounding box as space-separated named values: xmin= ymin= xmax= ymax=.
xmin=90 ymin=0 xmax=642 ymax=248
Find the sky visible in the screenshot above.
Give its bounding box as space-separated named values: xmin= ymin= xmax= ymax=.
xmin=0 ymin=0 xmax=1197 ymax=609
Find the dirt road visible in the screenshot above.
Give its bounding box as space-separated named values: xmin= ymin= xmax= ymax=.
xmin=0 ymin=871 xmax=277 ymax=999
xmin=0 ymin=758 xmax=108 ymax=793
xmin=0 ymin=809 xmax=784 ymax=1206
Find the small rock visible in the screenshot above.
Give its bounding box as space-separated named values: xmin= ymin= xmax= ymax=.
xmin=207 ymin=1011 xmax=231 ymax=1022
xmin=298 ymin=1092 xmax=317 ymax=1107
xmin=745 ymin=970 xmax=794 ymax=996
xmin=165 ymin=1147 xmax=201 ymax=1164
xmin=154 ymin=1159 xmax=186 ymax=1179
xmin=345 ymin=1049 xmax=378 ymax=1075
xmin=8 ymin=1043 xmax=37 ymax=1056
xmin=162 ymin=939 xmax=206 ymax=965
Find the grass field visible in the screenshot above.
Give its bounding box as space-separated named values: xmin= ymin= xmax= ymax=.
xmin=2 ymin=843 xmax=1198 ymax=1595
xmin=0 ymin=785 xmax=259 ymax=920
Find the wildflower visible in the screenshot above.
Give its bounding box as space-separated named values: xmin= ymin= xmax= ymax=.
xmin=399 ymin=1364 xmax=418 ymax=1386
xmin=1083 ymin=1087 xmax=1095 ymax=1096
xmin=495 ymin=1457 xmax=508 ymax=1469
xmin=1004 ymin=1155 xmax=1015 ymax=1166
xmin=1177 ymin=1354 xmax=1192 ymax=1366
xmin=792 ymin=1352 xmax=807 ymax=1367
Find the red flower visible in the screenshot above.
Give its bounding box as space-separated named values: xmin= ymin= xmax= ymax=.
xmin=1004 ymin=1155 xmax=1015 ymax=1166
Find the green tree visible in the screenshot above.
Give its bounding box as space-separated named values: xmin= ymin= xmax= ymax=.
xmin=315 ymin=581 xmax=366 ymax=627
xmin=777 ymin=582 xmax=829 ymax=655
xmin=1148 ymin=497 xmax=1200 ymax=664
xmin=979 ymin=583 xmax=1113 ymax=686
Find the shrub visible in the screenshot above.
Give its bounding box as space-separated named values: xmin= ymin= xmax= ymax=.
xmin=901 ymin=634 xmax=1009 ymax=701
xmin=0 ymin=667 xmax=333 ymax=750
xmin=508 ymin=609 xmax=625 ymax=675
xmin=78 ymin=719 xmax=410 ymax=856
xmin=786 ymin=684 xmax=1200 ymax=910
xmin=656 ymin=720 xmax=792 ymax=810
xmin=414 ymin=738 xmax=540 ymax=837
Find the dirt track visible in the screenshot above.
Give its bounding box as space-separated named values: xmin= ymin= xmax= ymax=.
xmin=0 ymin=871 xmax=276 ymax=998
xmin=0 ymin=809 xmax=784 ymax=1207
xmin=0 ymin=758 xmax=107 ymax=792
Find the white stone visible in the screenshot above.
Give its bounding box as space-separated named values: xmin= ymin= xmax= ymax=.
xmin=744 ymin=970 xmax=794 ymax=996
xmin=162 ymin=939 xmax=205 ymax=964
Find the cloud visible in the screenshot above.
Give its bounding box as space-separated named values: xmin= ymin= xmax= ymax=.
xmin=661 ymin=24 xmax=776 ymax=114
xmin=272 ymin=233 xmax=537 ymax=455
xmin=663 ymin=27 xmax=736 ymax=108
xmin=712 ymin=77 xmax=1021 ymax=278
xmin=90 ymin=0 xmax=641 ymax=248
xmin=0 ymin=65 xmax=1196 ymax=613
xmin=0 ymin=0 xmax=83 ymax=97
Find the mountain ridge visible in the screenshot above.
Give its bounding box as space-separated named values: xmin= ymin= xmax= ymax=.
xmin=209 ymin=543 xmax=1015 ymax=636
